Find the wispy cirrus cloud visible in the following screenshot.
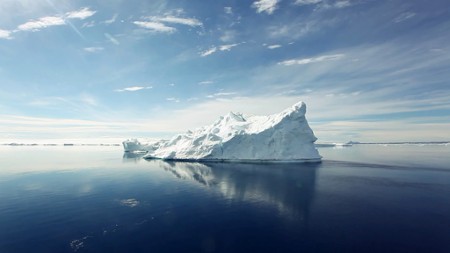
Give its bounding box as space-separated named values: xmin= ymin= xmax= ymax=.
xmin=278 ymin=54 xmax=344 ymax=66
xmin=0 ymin=114 xmax=155 ymax=145
xmin=18 ymin=16 xmax=65 ymax=31
xmin=267 ymin=44 xmax=282 ymax=49
xmin=295 ymin=0 xmax=322 ymax=5
xmin=219 ymin=43 xmax=239 ymax=51
xmin=295 ymin=0 xmax=352 ymax=9
xmin=11 ymin=7 xmax=96 ymax=33
xmin=103 ymin=14 xmax=118 ymax=25
xmin=148 ymin=16 xmax=202 ymax=27
xmin=220 ymin=30 xmax=237 ymax=43
xmin=82 ymin=21 xmax=95 ymax=28
xmin=27 ymin=94 xmax=100 ymax=113
xmin=200 ymin=47 xmax=218 ymax=57
xmin=134 ymin=13 xmax=202 ymax=34
xmin=133 ymin=21 xmax=176 ymax=33
xmin=332 ymin=1 xmax=352 ymax=8
xmin=320 ymin=0 xmax=352 ymax=9
xmin=224 ymin=7 xmax=233 ymax=14
xmin=79 ymin=93 xmax=98 ymax=107
xmin=200 ymin=43 xmax=240 ymax=57
xmin=198 ymin=80 xmax=214 ymax=85
xmin=114 ymin=86 xmax=152 ymax=92
xmin=65 ymin=7 xmax=96 ymax=20
xmin=83 ymin=47 xmax=104 ymax=53
xmin=166 ymin=97 xmax=180 ymax=103
xmin=207 ymin=92 xmax=237 ymax=98
xmin=393 ymin=12 xmax=416 ymax=23
xmin=266 ymin=17 xmax=332 ymax=40
xmin=252 ymin=0 xmax=280 ymax=14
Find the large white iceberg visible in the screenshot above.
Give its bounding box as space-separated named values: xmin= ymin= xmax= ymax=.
xmin=123 ymin=101 xmax=321 ymax=162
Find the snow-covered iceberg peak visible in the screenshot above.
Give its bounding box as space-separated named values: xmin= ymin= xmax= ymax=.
xmin=123 ymin=101 xmax=321 ymax=162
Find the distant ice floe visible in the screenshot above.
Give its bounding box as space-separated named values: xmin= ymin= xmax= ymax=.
xmin=315 ymin=142 xmax=353 ymax=148
xmin=70 ymin=236 xmax=91 ymax=252
xmin=119 ymin=198 xmax=140 ymax=207
xmin=123 ymin=101 xmax=321 ymax=162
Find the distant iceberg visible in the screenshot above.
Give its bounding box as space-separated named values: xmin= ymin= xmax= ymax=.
xmin=123 ymin=101 xmax=321 ymax=162
xmin=315 ymin=142 xmax=353 ymax=148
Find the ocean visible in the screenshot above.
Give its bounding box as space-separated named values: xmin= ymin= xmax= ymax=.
xmin=0 ymin=144 xmax=449 ymax=252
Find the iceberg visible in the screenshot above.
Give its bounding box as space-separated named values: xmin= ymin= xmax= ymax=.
xmin=123 ymin=101 xmax=321 ymax=162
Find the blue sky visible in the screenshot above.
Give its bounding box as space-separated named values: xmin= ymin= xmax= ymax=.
xmin=0 ymin=0 xmax=449 ymax=143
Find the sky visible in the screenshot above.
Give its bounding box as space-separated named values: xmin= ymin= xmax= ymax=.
xmin=0 ymin=0 xmax=449 ymax=144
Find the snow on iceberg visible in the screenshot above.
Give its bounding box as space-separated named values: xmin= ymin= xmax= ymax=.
xmin=123 ymin=101 xmax=322 ymax=162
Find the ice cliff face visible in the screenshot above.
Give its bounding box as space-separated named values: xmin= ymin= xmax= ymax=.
xmin=123 ymin=101 xmax=321 ymax=162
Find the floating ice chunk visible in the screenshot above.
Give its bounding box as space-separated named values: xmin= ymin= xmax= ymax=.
xmin=123 ymin=101 xmax=321 ymax=162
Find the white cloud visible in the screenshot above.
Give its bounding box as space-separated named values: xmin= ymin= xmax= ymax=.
xmin=28 ymin=97 xmax=66 ymax=107
xmin=266 ymin=19 xmax=325 ymax=40
xmin=430 ymin=48 xmax=444 ymax=53
xmin=66 ymin=7 xmax=96 ymax=20
xmin=295 ymin=0 xmax=322 ymax=5
xmin=18 ymin=16 xmax=65 ymax=31
xmin=200 ymin=47 xmax=218 ymax=57
xmin=295 ymin=0 xmax=352 ymax=9
xmin=333 ymin=1 xmax=351 ymax=8
xmin=27 ymin=95 xmax=101 ymax=109
xmin=393 ymin=12 xmax=416 ymax=23
xmin=80 ymin=93 xmax=98 ymax=106
xmin=103 ymin=14 xmax=118 ymax=25
xmin=198 ymin=81 xmax=214 ymax=85
xmin=3 ymin=92 xmax=449 ymax=144
xmin=224 ymin=7 xmax=233 ymax=14
xmin=115 ymin=86 xmax=152 ymax=92
xmin=200 ymin=44 xmax=240 ymax=57
xmin=320 ymin=0 xmax=352 ymax=9
xmin=133 ymin=21 xmax=176 ymax=33
xmin=252 ymin=0 xmax=280 ymax=14
xmin=166 ymin=97 xmax=180 ymax=102
xmin=219 ymin=43 xmax=239 ymax=51
xmin=267 ymin=44 xmax=282 ymax=49
xmin=13 ymin=7 xmax=96 ymax=33
xmin=220 ymin=30 xmax=237 ymax=43
xmin=0 ymin=29 xmax=12 ymax=39
xmin=207 ymin=92 xmax=237 ymax=98
xmin=134 ymin=14 xmax=202 ymax=35
xmin=149 ymin=16 xmax=202 ymax=27
xmin=278 ymin=54 xmax=344 ymax=66
xmin=0 ymin=112 xmax=166 ymax=145
xmin=312 ymin=119 xmax=450 ymax=143
xmin=83 ymin=47 xmax=104 ymax=53
xmin=82 ymin=21 xmax=95 ymax=28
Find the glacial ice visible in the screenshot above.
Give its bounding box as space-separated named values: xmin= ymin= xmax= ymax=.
xmin=123 ymin=101 xmax=321 ymax=162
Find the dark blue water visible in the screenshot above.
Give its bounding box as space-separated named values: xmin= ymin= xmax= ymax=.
xmin=0 ymin=145 xmax=449 ymax=253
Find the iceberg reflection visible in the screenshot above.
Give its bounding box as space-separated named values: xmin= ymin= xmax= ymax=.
xmin=160 ymin=161 xmax=216 ymax=187
xmin=157 ymin=161 xmax=319 ymax=221
xmin=122 ymin=151 xmax=147 ymax=162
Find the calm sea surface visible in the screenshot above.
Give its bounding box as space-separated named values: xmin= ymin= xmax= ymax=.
xmin=0 ymin=144 xmax=449 ymax=253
